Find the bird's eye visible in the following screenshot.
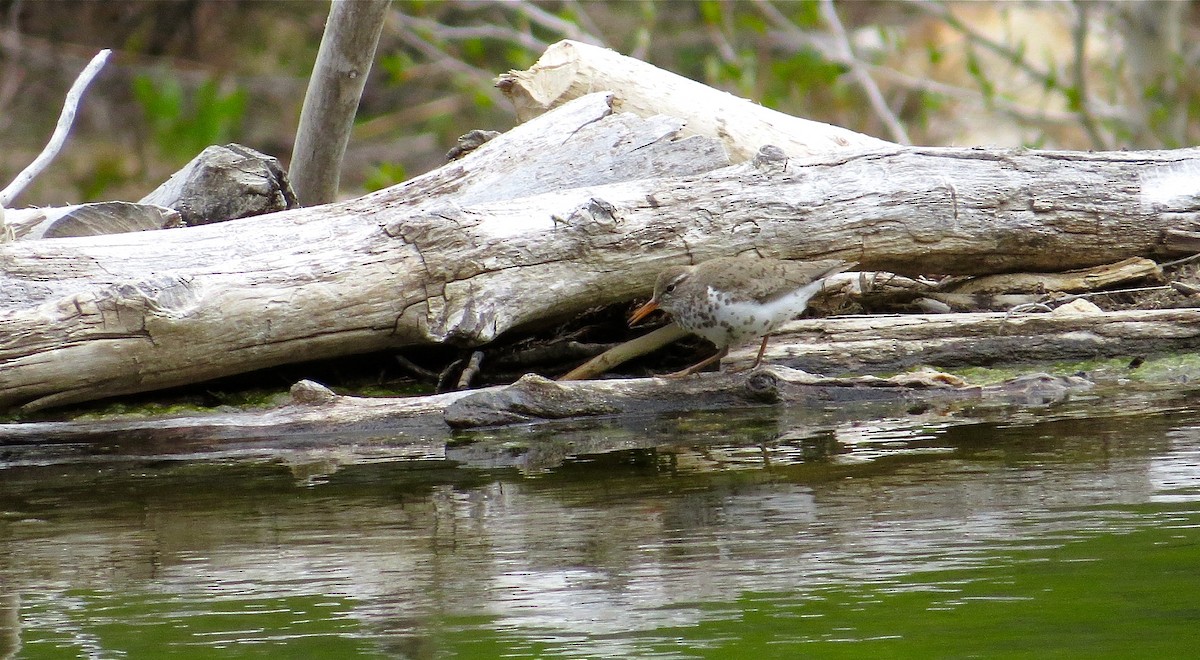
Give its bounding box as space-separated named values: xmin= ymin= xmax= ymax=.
xmin=664 ymin=284 xmax=676 ymax=294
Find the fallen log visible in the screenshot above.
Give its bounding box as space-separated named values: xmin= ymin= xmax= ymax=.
xmin=496 ymin=39 xmax=892 ymax=159
xmin=0 ymin=93 xmax=730 ymax=409
xmin=5 ymin=144 xmax=295 ymax=241
xmin=741 ymin=307 xmax=1200 ymax=373
xmin=942 ymin=257 xmax=1163 ymax=295
xmin=0 ymin=367 xmax=1098 ymax=443
xmin=3 ymin=40 xmax=1200 ymax=410
xmin=139 ymin=144 xmax=298 ymax=226
xmin=4 ymin=201 xmax=182 ymax=240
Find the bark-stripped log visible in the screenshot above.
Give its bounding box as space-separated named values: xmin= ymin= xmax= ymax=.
xmin=1 ymin=46 xmax=1200 ymax=409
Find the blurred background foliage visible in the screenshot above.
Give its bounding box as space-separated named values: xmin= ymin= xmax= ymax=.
xmin=0 ymin=0 xmax=1196 ymax=206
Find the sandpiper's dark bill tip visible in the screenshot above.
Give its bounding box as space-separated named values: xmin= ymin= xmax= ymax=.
xmin=628 ymin=300 xmax=660 ymax=325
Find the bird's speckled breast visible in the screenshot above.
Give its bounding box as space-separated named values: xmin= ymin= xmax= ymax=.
xmin=672 ymin=286 xmax=782 ymax=347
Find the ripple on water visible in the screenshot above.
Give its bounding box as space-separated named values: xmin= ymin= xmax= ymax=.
xmin=6 ymin=407 xmax=1200 ymax=657
xmin=1151 ymin=426 xmax=1200 ymax=502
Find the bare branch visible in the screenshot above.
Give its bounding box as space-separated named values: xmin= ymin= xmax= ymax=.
xmin=704 ymin=2 xmax=739 ymax=64
xmin=0 ymin=48 xmax=110 ymax=207
xmin=511 ymin=0 xmax=606 ymax=47
xmin=0 ymin=1 xmax=25 ymax=129
xmin=562 ymin=0 xmax=609 ymax=48
xmin=817 ymin=0 xmax=911 ymax=144
xmin=456 ymin=350 xmax=485 ymax=389
xmin=759 ymin=0 xmax=1132 ymax=142
xmin=290 ymin=0 xmax=390 ymax=206
xmin=1069 ymin=1 xmax=1112 ymax=149
xmin=864 ymin=61 xmax=1128 ymax=127
xmin=908 ymin=0 xmax=1058 ymax=89
xmin=387 ymin=11 xmax=510 ymax=107
xmin=391 ymin=11 xmax=548 ymax=52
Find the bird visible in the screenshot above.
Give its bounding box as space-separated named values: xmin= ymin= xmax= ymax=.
xmin=629 ymin=255 xmax=856 ymax=376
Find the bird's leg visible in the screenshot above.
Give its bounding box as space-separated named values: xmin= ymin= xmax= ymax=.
xmin=665 ymin=346 xmax=729 ymax=378
xmin=751 ymin=336 xmax=770 ymax=369
xmin=725 ymin=337 xmax=772 ymax=374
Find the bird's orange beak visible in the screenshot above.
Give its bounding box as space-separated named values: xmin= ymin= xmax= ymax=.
xmin=628 ymin=299 xmax=660 ymax=326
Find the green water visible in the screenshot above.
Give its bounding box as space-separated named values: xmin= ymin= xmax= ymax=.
xmin=3 ymin=405 xmax=1200 ymax=658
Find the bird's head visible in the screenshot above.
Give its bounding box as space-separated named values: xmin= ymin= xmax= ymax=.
xmin=629 ymin=265 xmax=692 ymax=324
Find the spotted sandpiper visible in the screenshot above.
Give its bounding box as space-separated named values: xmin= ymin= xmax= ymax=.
xmin=629 ymin=256 xmax=856 ymax=376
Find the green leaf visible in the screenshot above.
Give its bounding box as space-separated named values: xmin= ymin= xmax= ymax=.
xmin=131 ymin=74 xmax=246 ymax=163
xmin=964 ymin=48 xmax=995 ymax=103
xmin=364 ymin=162 xmax=408 ymax=191
xmin=379 ymin=52 xmax=415 ymax=85
xmin=926 ymin=44 xmax=944 ymax=66
xmin=735 ymin=12 xmax=767 ymax=33
xmin=1063 ymin=85 xmax=1082 ymax=112
xmin=789 ymin=0 xmax=821 ymax=29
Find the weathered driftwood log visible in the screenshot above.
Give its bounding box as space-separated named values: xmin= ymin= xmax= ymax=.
xmin=739 ymin=307 xmax=1200 ymax=373
xmin=0 ymin=379 xmax=473 ymax=443
xmin=441 ymin=367 xmax=977 ymax=428
xmin=913 ymin=257 xmax=1165 ymax=311
xmin=0 ymin=368 xmax=1099 ymax=444
xmin=496 ymin=39 xmax=893 ymax=159
xmin=565 ymin=294 xmax=1197 ymax=379
xmin=942 ymin=257 xmax=1163 ymax=295
xmin=140 ymin=144 xmax=299 ymax=225
xmin=1 ymin=89 xmax=1199 ymax=409
xmin=5 ymin=202 xmax=182 ymax=240
xmin=0 ymin=94 xmax=729 ymax=409
xmin=5 ymin=144 xmax=296 ymax=240
xmin=2 ymin=46 xmax=1200 ymax=410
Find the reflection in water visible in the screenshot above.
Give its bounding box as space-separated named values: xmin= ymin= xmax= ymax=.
xmin=0 ymin=594 xmax=17 ymax=660
xmin=1 ymin=405 xmax=1199 ymax=657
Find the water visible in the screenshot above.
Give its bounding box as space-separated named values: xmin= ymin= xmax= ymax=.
xmin=3 ymin=401 xmax=1200 ymax=658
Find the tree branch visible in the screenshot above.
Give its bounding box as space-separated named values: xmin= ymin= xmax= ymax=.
xmin=0 ymin=48 xmax=110 ymax=207
xmin=817 ymin=0 xmax=910 ymax=144
xmin=1069 ymin=1 xmax=1111 ymax=150
xmin=290 ymin=0 xmax=390 ymax=206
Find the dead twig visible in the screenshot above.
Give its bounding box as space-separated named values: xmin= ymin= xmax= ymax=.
xmin=457 ymin=350 xmax=486 ymax=389
xmin=1069 ymin=1 xmax=1112 ymax=149
xmin=394 ymin=354 xmax=441 ymax=381
xmin=560 ymin=324 xmax=690 ymax=381
xmin=817 ymin=0 xmax=911 ymax=144
xmin=0 ymin=48 xmax=110 ymax=207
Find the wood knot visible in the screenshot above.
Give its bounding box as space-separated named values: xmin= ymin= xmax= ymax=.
xmin=752 ymin=145 xmax=789 ymax=173
xmin=743 ymin=369 xmax=782 ymax=403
